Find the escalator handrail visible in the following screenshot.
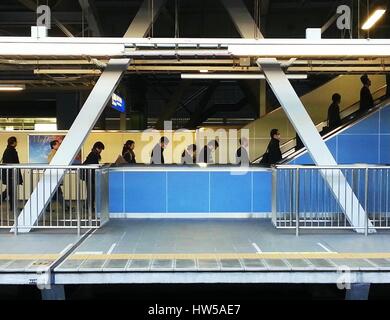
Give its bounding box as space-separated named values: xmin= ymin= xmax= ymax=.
xmin=279 ymin=94 xmax=390 ymax=164
xmin=252 ymin=84 xmax=388 ymax=164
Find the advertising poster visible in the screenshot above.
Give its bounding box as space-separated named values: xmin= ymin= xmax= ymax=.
xmin=28 ymin=134 xmax=82 ymax=164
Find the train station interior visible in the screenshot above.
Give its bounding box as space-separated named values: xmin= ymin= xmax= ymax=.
xmin=0 ymin=0 xmax=390 ymax=305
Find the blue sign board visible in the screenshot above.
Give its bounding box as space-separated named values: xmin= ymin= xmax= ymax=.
xmin=111 ymin=93 xmax=126 ymax=112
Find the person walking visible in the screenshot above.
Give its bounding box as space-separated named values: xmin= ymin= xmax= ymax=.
xmin=181 ymin=144 xmax=197 ymax=164
xmin=236 ymin=137 xmax=249 ymax=165
xmin=122 ymin=140 xmax=136 ymax=164
xmin=261 ymin=129 xmax=282 ymax=165
xmin=327 ymin=93 xmax=341 ymax=130
xmin=150 ymin=137 xmax=169 ymax=164
xmin=360 ymin=74 xmax=374 ymax=113
xmin=198 ymin=140 xmax=219 ymax=164
xmin=1 ymin=136 xmax=23 ymax=210
xmin=47 ymin=140 xmax=68 ymax=210
xmin=83 ymin=141 xmax=105 ymax=211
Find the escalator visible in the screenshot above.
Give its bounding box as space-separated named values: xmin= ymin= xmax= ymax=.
xmin=243 ymin=75 xmax=386 ymax=162
xmin=253 ymin=84 xmax=388 ymax=164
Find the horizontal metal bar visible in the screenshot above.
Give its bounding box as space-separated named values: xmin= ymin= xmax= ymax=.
xmin=276 ymin=165 xmax=390 ymax=169
xmin=0 ymin=165 xmax=100 ymax=169
xmin=109 ymin=165 xmax=272 ymax=172
xmin=2 ymin=37 xmax=390 ymax=58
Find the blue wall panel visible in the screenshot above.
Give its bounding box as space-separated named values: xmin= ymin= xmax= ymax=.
xmin=380 ymin=107 xmax=390 ymax=134
xmin=380 ymin=135 xmax=390 ymax=164
xmin=124 ymin=172 xmax=166 ymax=213
xmin=109 ymin=172 xmax=124 ymax=213
xmin=337 ymin=135 xmax=379 ymax=164
xmin=294 ymin=105 xmax=390 ymax=165
xmin=252 ymin=172 xmax=272 ymax=212
xmin=167 ymin=172 xmax=209 ymax=213
xmin=210 ymin=172 xmax=252 ymax=212
xmin=107 ymin=105 xmax=389 ymax=215
xmin=345 ymin=112 xmax=379 ymax=135
xmin=109 ymin=170 xmax=272 ymax=214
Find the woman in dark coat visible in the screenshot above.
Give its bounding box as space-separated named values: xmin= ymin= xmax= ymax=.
xmin=122 ymin=140 xmax=136 ymax=164
xmin=83 ymin=141 xmax=105 ymax=211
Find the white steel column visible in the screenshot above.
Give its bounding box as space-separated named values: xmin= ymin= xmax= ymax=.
xmin=221 ymin=0 xmax=264 ymax=39
xmin=123 ymin=0 xmax=167 ymax=37
xmin=258 ymin=58 xmax=374 ymax=233
xmin=16 ymin=58 xmax=130 ymax=232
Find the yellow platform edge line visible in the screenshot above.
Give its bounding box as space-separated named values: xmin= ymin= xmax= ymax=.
xmin=1 ymin=252 xmax=390 ymax=261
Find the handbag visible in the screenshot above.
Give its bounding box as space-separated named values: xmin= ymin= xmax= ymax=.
xmin=115 ymin=154 xmax=127 ymax=165
xmin=259 ymin=142 xmax=271 ymax=164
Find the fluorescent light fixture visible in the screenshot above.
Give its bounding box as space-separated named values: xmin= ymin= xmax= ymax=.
xmin=181 ymin=74 xmax=307 ymax=80
xmin=5 ymin=126 xmax=14 ymax=131
xmin=34 ymin=69 xmax=101 ymax=75
xmin=34 ymin=123 xmax=57 ymax=131
xmin=199 ymin=69 xmax=209 ymax=73
xmin=362 ymin=9 xmax=386 ymax=30
xmin=0 ymin=84 xmax=25 ymax=91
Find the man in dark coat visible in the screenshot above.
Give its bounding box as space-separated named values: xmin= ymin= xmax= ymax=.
xmin=150 ymin=137 xmax=169 ymax=164
xmin=327 ymin=93 xmax=341 ymax=130
xmin=267 ymin=129 xmax=282 ymax=165
xmin=198 ymin=140 xmax=219 ymax=164
xmin=359 ymin=74 xmax=374 ymax=112
xmin=1 ymin=136 xmax=23 ymax=210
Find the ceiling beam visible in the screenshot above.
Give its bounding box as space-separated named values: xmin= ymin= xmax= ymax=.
xmin=221 ymin=0 xmax=264 ymax=39
xmin=78 ymin=0 xmax=103 ymax=36
xmin=0 ymin=12 xmax=82 ymax=25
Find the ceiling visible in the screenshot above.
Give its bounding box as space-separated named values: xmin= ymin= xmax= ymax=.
xmin=0 ymin=0 xmax=389 ymax=89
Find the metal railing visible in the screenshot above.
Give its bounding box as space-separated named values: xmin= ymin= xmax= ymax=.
xmin=0 ymin=164 xmax=109 ymax=234
xmin=272 ymin=165 xmax=390 ymax=235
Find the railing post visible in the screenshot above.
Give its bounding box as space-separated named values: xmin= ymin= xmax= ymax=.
xmin=76 ymin=168 xmax=81 ymax=237
xmin=365 ymin=167 xmax=369 ymax=236
xmin=271 ymin=167 xmax=277 ymax=226
xmin=13 ymin=168 xmax=18 ymax=235
xmin=88 ymin=168 xmax=93 ymax=227
xmin=295 ymin=168 xmax=300 ymax=237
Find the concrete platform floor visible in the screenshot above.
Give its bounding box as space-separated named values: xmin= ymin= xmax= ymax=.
xmin=1 ymin=219 xmax=390 ymax=276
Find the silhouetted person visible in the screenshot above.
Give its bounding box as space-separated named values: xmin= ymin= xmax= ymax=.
xmin=122 ymin=140 xmax=136 ymax=164
xmin=181 ymin=144 xmax=197 ymax=164
xmin=151 ymin=137 xmax=169 ymax=164
xmin=327 ymin=93 xmax=341 ymax=130
xmin=1 ymin=136 xmax=23 ymax=210
xmin=47 ymin=140 xmax=67 ymax=210
xmin=360 ymin=74 xmax=374 ymax=113
xmin=236 ymin=137 xmax=249 ymax=165
xmin=198 ymin=140 xmax=219 ymax=164
xmin=83 ymin=141 xmax=105 ymax=211
xmin=262 ymin=129 xmax=282 ymax=165
xmin=295 ymin=134 xmax=304 ymax=151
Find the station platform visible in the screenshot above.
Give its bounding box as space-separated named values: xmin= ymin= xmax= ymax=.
xmin=1 ymin=219 xmax=390 ymax=286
